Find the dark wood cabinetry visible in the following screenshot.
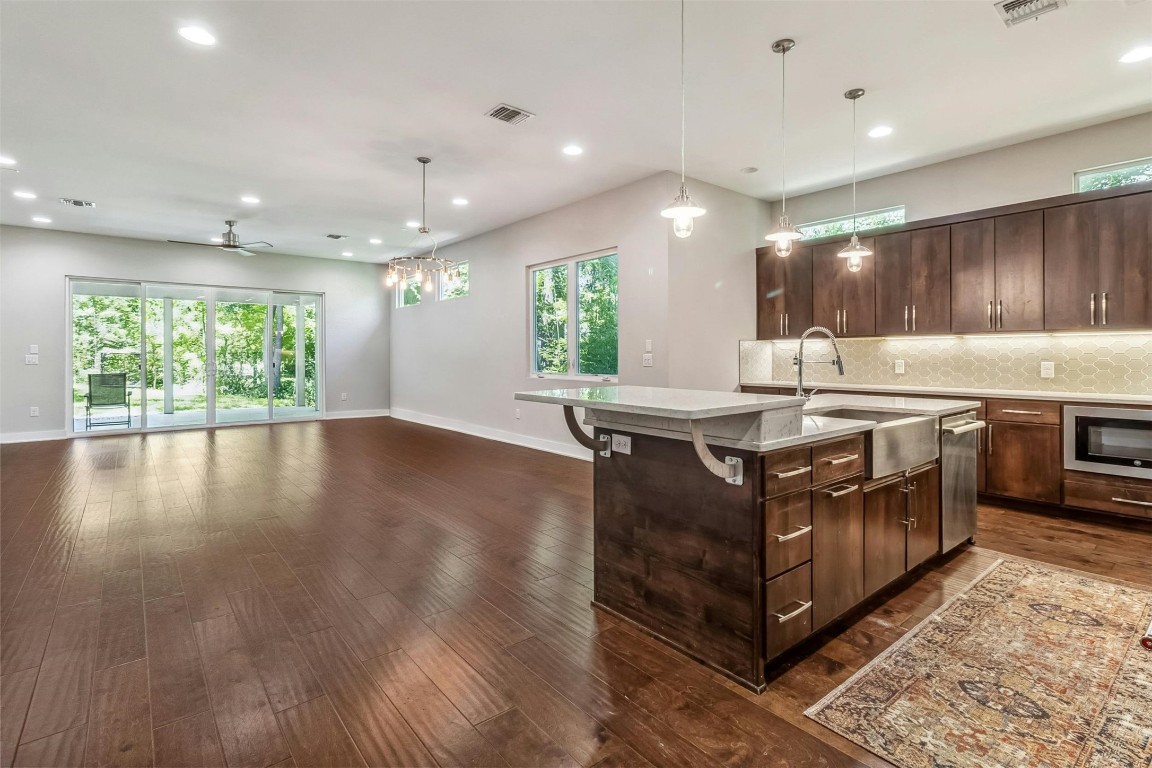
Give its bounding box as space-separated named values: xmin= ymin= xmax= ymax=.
xmin=950 ymin=213 xmax=1044 ymax=333
xmin=1044 ymin=192 xmax=1152 ymax=331
xmin=950 ymin=219 xmax=997 ymax=333
xmin=862 ymin=464 xmax=941 ymax=597
xmin=906 ymin=464 xmax=941 ymax=569
xmin=812 ymin=240 xmax=875 ymax=337
xmin=756 ymin=245 xmax=813 ymax=339
xmin=811 ymin=475 xmax=864 ymax=629
xmin=986 ymin=420 xmax=1061 ymax=503
xmin=874 ymin=227 xmax=951 ymax=335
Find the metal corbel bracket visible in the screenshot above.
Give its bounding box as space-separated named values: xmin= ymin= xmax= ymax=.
xmin=688 ymin=419 xmax=744 ymax=485
xmin=563 ymin=405 xmax=612 ymax=457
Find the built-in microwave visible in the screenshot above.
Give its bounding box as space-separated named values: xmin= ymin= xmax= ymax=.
xmin=1064 ymin=406 xmax=1152 ymax=480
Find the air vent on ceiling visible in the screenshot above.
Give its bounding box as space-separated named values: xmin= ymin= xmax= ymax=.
xmin=326 ymin=234 xmax=349 ymax=240
xmin=486 ymin=103 xmax=536 ymax=125
xmin=994 ymin=0 xmax=1067 ymax=26
xmin=59 ymin=197 xmax=96 ymax=207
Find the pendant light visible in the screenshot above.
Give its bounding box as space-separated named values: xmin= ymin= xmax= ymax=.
xmin=383 ymin=157 xmax=457 ymax=291
xmin=660 ymin=0 xmax=705 ymax=238
xmin=764 ymin=38 xmax=803 ymax=258
xmin=838 ymin=88 xmax=872 ymax=273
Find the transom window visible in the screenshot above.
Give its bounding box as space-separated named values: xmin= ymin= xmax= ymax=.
xmin=1075 ymin=158 xmax=1152 ymax=192
xmin=798 ymin=205 xmax=906 ymax=240
xmin=530 ymin=251 xmax=618 ymax=379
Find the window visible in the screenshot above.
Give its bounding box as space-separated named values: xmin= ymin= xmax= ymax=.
xmin=798 ymin=205 xmax=905 ymax=240
xmin=396 ymin=275 xmax=423 ymax=308
xmin=1075 ymin=158 xmax=1152 ymax=192
xmin=439 ymin=261 xmax=470 ymax=300
xmin=530 ymin=251 xmax=618 ymax=378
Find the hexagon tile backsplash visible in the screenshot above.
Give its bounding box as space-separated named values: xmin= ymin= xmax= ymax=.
xmin=739 ymin=334 xmax=1152 ymax=395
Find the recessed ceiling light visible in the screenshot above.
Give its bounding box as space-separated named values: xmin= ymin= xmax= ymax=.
xmin=32 ymin=216 xmax=51 ymax=224
xmin=240 ymin=195 xmax=260 ymax=204
xmin=868 ymin=125 xmax=894 ymax=138
xmin=178 ymin=26 xmax=216 ymax=46
xmin=739 ymin=167 xmax=759 ymax=174
xmin=452 ymin=198 xmax=469 ymax=206
xmin=369 ymin=238 xmax=382 ymax=245
xmin=342 ymin=251 xmax=353 ymax=257
xmin=405 ymin=221 xmax=421 ymax=228
xmin=13 ymin=190 xmax=36 ymax=199
xmin=0 ymin=156 xmax=15 ymax=166
xmin=562 ymin=144 xmax=584 ymax=156
xmin=1120 ymin=45 xmax=1152 ymax=64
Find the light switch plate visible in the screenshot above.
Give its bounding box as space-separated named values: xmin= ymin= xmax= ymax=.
xmin=642 ymin=353 xmax=653 ymax=367
xmin=610 ymin=434 xmax=632 ymax=454
xmin=29 ymin=345 xmax=38 ymax=354
xmin=1040 ymin=361 xmax=1055 ymax=379
xmin=895 ymin=359 xmax=906 ymax=374
xmin=29 ymin=406 xmax=39 ymax=417
xmin=644 ymin=339 xmax=653 ymax=352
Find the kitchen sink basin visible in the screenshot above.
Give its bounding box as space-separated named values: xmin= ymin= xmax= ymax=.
xmin=811 ymin=408 xmax=940 ymax=478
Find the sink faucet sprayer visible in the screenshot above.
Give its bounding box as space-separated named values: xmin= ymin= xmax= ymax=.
xmin=794 ymin=327 xmax=846 ymax=400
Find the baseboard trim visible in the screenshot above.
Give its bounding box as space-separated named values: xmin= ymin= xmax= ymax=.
xmin=389 ymin=407 xmax=590 ymax=461
xmin=0 ymin=429 xmax=69 ymax=444
xmin=325 ymin=409 xmax=391 ymax=420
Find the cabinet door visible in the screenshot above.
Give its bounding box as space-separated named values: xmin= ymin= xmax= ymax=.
xmin=811 ymin=243 xmax=843 ymax=334
xmin=906 ymin=464 xmax=941 ymax=570
xmin=1044 ymin=202 xmax=1098 ymax=330
xmin=840 ymin=237 xmax=876 ymax=337
xmin=994 ymin=211 xmax=1044 ymax=332
xmin=1097 ymin=192 xmax=1152 ymax=330
xmin=811 ymin=475 xmax=864 ymax=629
xmin=863 ymin=478 xmax=907 ymax=596
xmin=757 ymin=245 xmax=813 ymax=339
xmin=950 ymin=219 xmax=996 ymax=333
xmin=765 ymin=562 xmax=813 ymax=660
xmin=986 ymin=422 xmax=1061 ymax=503
xmin=873 ymin=232 xmax=912 ymax=336
xmin=909 ymin=226 xmax=951 ymax=334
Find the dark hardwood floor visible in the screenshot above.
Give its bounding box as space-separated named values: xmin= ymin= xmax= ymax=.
xmin=1 ymin=418 xmax=1148 ymax=767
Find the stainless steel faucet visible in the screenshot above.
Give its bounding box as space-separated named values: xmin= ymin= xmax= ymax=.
xmin=794 ymin=326 xmax=846 ymax=399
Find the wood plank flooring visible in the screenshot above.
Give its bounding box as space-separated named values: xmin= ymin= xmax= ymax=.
xmin=2 ymin=417 xmax=1149 ymax=767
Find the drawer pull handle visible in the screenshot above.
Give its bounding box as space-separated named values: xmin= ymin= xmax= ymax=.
xmin=773 ymin=466 xmax=811 ymax=478
xmin=825 ymin=454 xmax=860 ymax=465
xmin=772 ymin=525 xmax=813 ymax=542
xmin=1111 ymin=497 xmax=1152 ymax=508
xmin=772 ymin=600 xmax=812 ymax=624
xmin=824 ymin=483 xmax=860 ymax=498
xmin=1001 ymin=409 xmax=1042 ymax=416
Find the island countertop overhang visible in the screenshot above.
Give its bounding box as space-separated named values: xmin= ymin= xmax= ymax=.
xmin=513 ymin=385 xmax=805 ymax=420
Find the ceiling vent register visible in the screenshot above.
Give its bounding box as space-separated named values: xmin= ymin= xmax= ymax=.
xmin=325 ymin=234 xmax=349 ymax=240
xmin=994 ymin=0 xmax=1067 ymax=26
xmin=486 ymin=103 xmax=535 ymax=125
xmin=59 ymin=198 xmax=96 ymax=207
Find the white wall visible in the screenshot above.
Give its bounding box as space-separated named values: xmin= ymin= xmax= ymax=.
xmin=775 ymin=112 xmax=1152 ymax=225
xmin=389 ymin=172 xmax=769 ymax=457
xmin=0 ymin=225 xmax=390 ymax=441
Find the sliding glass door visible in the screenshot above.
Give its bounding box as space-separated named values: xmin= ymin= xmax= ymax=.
xmin=70 ymin=279 xmax=322 ymax=434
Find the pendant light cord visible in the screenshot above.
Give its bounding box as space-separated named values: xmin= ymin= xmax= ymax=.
xmin=851 ymin=96 xmax=858 ymax=234
xmin=679 ymin=0 xmax=686 ymax=186
xmin=780 ymin=48 xmax=787 ymax=215
xmin=421 ymin=161 xmax=427 ymax=230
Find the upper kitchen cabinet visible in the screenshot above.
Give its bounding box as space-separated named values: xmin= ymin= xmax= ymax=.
xmin=812 ymin=239 xmax=875 ymax=338
xmin=874 ymin=226 xmax=951 ymax=336
xmin=950 ymin=211 xmax=1044 ymax=333
xmin=1044 ymin=191 xmax=1152 ymax=331
xmin=756 ymin=244 xmax=813 ymax=340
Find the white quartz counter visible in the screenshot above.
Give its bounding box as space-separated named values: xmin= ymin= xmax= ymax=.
xmin=742 ymin=380 xmax=1152 ymax=407
xmin=804 ymin=393 xmax=981 ymax=417
xmin=514 ymin=385 xmax=803 ymax=420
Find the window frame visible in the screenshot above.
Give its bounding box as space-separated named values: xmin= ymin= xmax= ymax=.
xmin=526 ymin=248 xmax=619 ymax=382
xmin=1074 ymin=157 xmax=1152 ymax=193
xmin=438 ymin=261 xmax=470 ymax=301
xmin=394 ymin=274 xmax=424 ymax=308
xmin=798 ymin=205 xmax=906 ymax=240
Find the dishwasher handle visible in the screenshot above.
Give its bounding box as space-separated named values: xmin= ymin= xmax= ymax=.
xmin=943 ymin=420 xmax=986 ymax=436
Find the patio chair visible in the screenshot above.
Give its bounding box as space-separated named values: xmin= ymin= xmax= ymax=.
xmin=86 ymin=373 xmax=131 ymax=430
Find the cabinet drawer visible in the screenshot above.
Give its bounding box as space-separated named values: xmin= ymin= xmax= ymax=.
xmin=1064 ymin=475 xmax=1152 ymax=520
xmin=986 ymin=398 xmax=1060 ymax=425
xmin=812 ymin=435 xmax=865 ymax=486
xmin=764 ymin=490 xmax=812 ymax=579
xmin=763 ymin=446 xmax=812 ymax=499
xmin=765 ymin=562 xmax=813 ymax=660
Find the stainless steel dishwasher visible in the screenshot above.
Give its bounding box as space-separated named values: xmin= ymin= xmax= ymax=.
xmin=941 ymin=412 xmax=985 ymax=552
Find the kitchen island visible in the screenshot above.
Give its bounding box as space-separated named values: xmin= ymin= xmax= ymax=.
xmin=515 ymin=386 xmax=979 ymax=692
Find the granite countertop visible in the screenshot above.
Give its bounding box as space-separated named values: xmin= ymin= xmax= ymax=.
xmin=742 ymin=380 xmax=1152 ymax=407
xmin=514 ymin=385 xmax=803 ymax=420
xmin=804 ymin=393 xmax=981 ymax=418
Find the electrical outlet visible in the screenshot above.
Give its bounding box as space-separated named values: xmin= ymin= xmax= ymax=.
xmin=24 ymin=354 xmax=38 ymax=365
xmin=895 ymin=359 xmax=906 ymax=374
xmin=642 ymin=353 xmax=653 ymax=367
xmin=29 ymin=406 xmax=39 ymax=417
xmin=610 ymin=434 xmax=632 ymax=454
xmin=340 ymin=392 xmax=348 ymax=401
xmin=515 ymin=408 xmax=521 ymax=419
xmin=28 ymin=344 xmax=38 ymax=354
xmin=1040 ymin=361 xmax=1055 ymax=379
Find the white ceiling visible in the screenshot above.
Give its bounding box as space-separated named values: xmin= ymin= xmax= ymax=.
xmin=2 ymin=1 xmax=1150 ymax=263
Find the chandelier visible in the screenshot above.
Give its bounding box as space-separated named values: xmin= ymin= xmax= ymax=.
xmin=384 ymin=156 xmax=460 ymax=292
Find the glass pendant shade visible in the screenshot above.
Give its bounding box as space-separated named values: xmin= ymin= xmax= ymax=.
xmin=765 ymin=213 xmax=803 ymax=257
xmin=838 ymin=234 xmax=872 ymax=273
xmin=847 ymin=254 xmax=864 ymax=273
xmin=773 ymin=238 xmax=794 ymax=258
xmin=672 ymin=215 xmax=694 ymax=239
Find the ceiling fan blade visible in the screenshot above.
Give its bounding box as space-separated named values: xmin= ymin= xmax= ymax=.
xmin=167 ymin=239 xmax=217 ymax=247
xmin=235 ymin=249 xmax=255 ymax=257
xmin=239 ymin=241 xmax=273 ymax=248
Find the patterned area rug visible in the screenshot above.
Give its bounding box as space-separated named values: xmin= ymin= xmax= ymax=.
xmin=806 ymin=558 xmax=1152 ymax=768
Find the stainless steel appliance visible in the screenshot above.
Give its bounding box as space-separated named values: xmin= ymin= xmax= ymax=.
xmin=1064 ymin=406 xmax=1152 ymax=480
xmin=941 ymin=412 xmax=985 ymax=552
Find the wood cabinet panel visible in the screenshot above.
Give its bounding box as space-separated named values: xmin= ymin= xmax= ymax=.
xmin=764 ymin=563 xmax=813 ymax=660
xmin=985 ymin=398 xmax=1061 ymax=425
xmin=1063 ymin=471 xmax=1152 ymax=520
xmin=764 ymin=490 xmax=812 ymax=579
xmin=756 ymin=245 xmax=813 ymax=339
xmin=863 ymin=478 xmax=907 ymax=596
xmin=909 ymin=226 xmax=952 ymax=334
xmin=1098 ymin=192 xmax=1152 ymax=329
xmin=994 ymin=211 xmax=1045 ymax=332
xmin=906 ymin=464 xmax=941 ymax=570
xmin=986 ymin=422 xmax=1061 ymax=503
xmin=811 ymin=435 xmax=865 ymax=487
xmin=950 ymin=219 xmax=996 ymax=333
xmin=874 ymin=232 xmax=911 ymax=336
xmin=1044 ymin=202 xmax=1099 ymax=330
xmin=812 ymin=241 xmax=875 ymax=337
xmin=811 ymin=475 xmax=864 ymax=629
xmin=763 ymin=446 xmax=812 ymax=499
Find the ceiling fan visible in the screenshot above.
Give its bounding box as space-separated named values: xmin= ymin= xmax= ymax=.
xmin=168 ymin=220 xmax=272 ymax=256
